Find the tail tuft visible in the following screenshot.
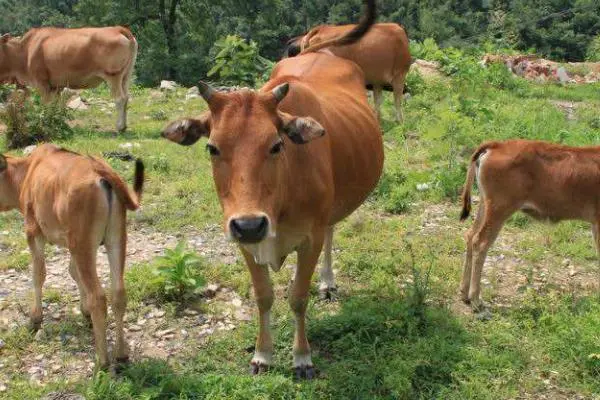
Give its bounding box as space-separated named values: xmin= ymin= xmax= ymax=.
xmin=133 ymin=159 xmax=144 ymax=201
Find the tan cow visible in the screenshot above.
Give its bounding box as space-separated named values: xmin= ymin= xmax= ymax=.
xmin=162 ymin=0 xmax=382 ymax=378
xmin=285 ymin=22 xmax=411 ymax=122
xmin=0 ymin=26 xmax=137 ymax=132
xmin=0 ymin=144 xmax=144 ymax=367
xmin=460 ymin=139 xmax=600 ymax=311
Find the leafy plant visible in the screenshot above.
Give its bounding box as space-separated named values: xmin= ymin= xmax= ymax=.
xmin=152 ymin=242 xmax=206 ymax=301
xmin=1 ymin=90 xmax=73 ymax=150
xmin=208 ymin=35 xmax=273 ymax=87
xmin=586 ymin=35 xmax=600 ymax=62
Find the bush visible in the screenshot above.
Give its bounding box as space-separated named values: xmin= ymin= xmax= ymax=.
xmin=404 ymin=70 xmax=426 ymax=96
xmin=586 ymin=35 xmax=600 ymax=62
xmin=208 ymin=35 xmax=274 ymax=87
xmin=1 ymin=91 xmax=73 ymax=150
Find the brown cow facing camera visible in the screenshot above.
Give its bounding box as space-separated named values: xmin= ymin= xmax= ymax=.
xmin=460 ymin=139 xmax=600 ymax=311
xmin=163 ymin=0 xmax=382 ymax=379
xmin=0 ymin=26 xmax=137 ymax=132
xmin=0 ymin=144 xmax=144 ymax=368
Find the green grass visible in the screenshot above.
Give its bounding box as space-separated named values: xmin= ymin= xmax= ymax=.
xmin=1 ymin=72 xmax=600 ymax=399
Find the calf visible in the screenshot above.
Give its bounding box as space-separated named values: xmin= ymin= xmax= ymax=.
xmin=0 ymin=144 xmax=144 ymax=367
xmin=285 ymin=23 xmax=411 ymax=122
xmin=162 ymin=0 xmax=382 ymax=378
xmin=460 ymin=139 xmax=600 ymax=310
xmin=0 ymin=26 xmax=137 ymax=132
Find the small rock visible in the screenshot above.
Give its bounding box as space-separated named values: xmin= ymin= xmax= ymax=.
xmin=23 ymin=145 xmax=37 ymax=156
xmin=562 ymin=258 xmax=571 ymax=267
xmin=416 ymin=183 xmax=430 ymax=192
xmin=183 ymin=309 xmax=198 ymax=316
xmin=128 ymin=324 xmax=142 ymax=332
xmin=186 ymin=86 xmax=200 ymax=100
xmin=556 ymin=67 xmax=570 ymax=83
xmin=119 ymin=142 xmax=133 ymax=149
xmin=155 ymin=328 xmax=175 ymax=338
xmin=52 ymin=312 xmax=61 ymax=320
xmin=51 ymin=364 xmax=61 ymax=373
xmin=234 ymin=309 xmax=252 ymax=322
xmin=160 ymin=80 xmax=177 ymax=91
xmin=67 ymin=96 xmax=89 ymax=111
xmin=0 ymin=383 xmax=6 ymax=392
xmin=154 ymin=310 xmax=166 ymax=318
xmin=34 ymin=330 xmax=46 ymax=341
xmin=35 ymin=354 xmax=44 ymax=361
xmin=569 ymin=265 xmax=577 ymax=277
xmin=231 ymin=298 xmax=243 ymax=307
xmin=180 ymin=329 xmax=188 ymax=338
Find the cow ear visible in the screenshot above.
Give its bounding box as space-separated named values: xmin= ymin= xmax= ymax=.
xmin=0 ymin=154 xmax=7 ymax=172
xmin=0 ymin=34 xmax=11 ymax=43
xmin=162 ymin=113 xmax=211 ymax=146
xmin=279 ymin=111 xmax=325 ymax=144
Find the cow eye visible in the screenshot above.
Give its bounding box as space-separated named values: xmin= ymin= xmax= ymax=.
xmin=206 ymin=143 xmax=220 ymax=156
xmin=270 ymin=141 xmax=284 ymax=155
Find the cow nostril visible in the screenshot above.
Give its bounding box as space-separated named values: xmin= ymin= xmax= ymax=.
xmin=230 ymin=216 xmax=268 ymax=243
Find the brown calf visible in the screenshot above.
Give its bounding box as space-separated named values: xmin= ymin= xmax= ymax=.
xmin=162 ymin=0 xmax=381 ymax=379
xmin=285 ymin=22 xmax=411 ymax=122
xmin=0 ymin=26 xmax=137 ymax=132
xmin=0 ymin=144 xmax=144 ymax=367
xmin=460 ymin=139 xmax=600 ymax=310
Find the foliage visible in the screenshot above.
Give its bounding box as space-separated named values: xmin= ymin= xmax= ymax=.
xmin=208 ymin=35 xmax=273 ymax=87
xmin=152 ymin=241 xmax=207 ymax=302
xmin=587 ymin=35 xmax=600 ymax=61
xmin=1 ymin=91 xmax=73 ymax=150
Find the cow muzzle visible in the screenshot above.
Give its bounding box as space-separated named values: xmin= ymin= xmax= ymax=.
xmin=229 ymin=215 xmax=270 ymax=244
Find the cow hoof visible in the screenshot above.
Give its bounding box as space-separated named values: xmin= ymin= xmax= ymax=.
xmin=319 ymin=287 xmax=338 ymax=302
xmin=294 ymin=365 xmax=316 ymax=380
xmin=250 ymin=361 xmax=270 ymax=375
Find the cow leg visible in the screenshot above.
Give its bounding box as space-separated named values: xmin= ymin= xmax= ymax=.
xmin=460 ymin=202 xmax=485 ymax=302
xmin=242 ymin=250 xmax=274 ymax=374
xmin=318 ymin=226 xmax=337 ymax=301
xmin=71 ymin=247 xmax=109 ymax=368
xmin=104 ymin=204 xmax=129 ymax=363
xmin=392 ymin=74 xmax=407 ymax=123
xmin=468 ymin=203 xmax=510 ymax=311
xmin=372 ymin=85 xmax=383 ymax=122
xmin=290 ymin=232 xmax=324 ymax=379
xmin=107 ymin=76 xmax=127 ymax=133
xmin=68 ymin=257 xmax=90 ymax=320
xmin=592 ymin=223 xmax=600 ymax=263
xmin=27 ymin=234 xmax=46 ymax=331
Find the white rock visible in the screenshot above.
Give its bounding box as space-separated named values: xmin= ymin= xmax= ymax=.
xmin=416 ymin=183 xmax=430 ymax=192
xmin=23 ymin=145 xmax=37 ymax=156
xmin=67 ymin=96 xmax=89 ymax=111
xmin=160 ymin=80 xmax=178 ymax=91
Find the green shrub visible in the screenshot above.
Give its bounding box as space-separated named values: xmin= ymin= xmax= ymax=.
xmin=1 ymin=91 xmax=73 ymax=150
xmin=208 ymin=35 xmax=273 ymax=87
xmin=410 ymin=38 xmax=444 ymax=62
xmin=152 ymin=242 xmax=207 ymax=302
xmin=586 ymin=35 xmax=600 ymax=62
xmin=404 ymin=70 xmax=426 ymax=96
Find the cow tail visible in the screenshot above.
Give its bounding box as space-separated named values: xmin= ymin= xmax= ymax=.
xmin=95 ymin=158 xmax=144 ymax=211
xmin=460 ymin=143 xmax=495 ymax=221
xmin=300 ymin=0 xmax=376 ymax=54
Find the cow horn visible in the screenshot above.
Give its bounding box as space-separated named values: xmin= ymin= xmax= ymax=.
xmin=272 ymin=83 xmax=289 ymax=103
xmin=198 ymin=81 xmax=216 ymax=103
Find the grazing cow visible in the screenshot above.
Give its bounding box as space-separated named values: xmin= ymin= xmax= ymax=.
xmin=0 ymin=26 xmax=137 ymax=132
xmin=285 ymin=22 xmax=411 ymax=122
xmin=0 ymin=144 xmax=144 ymax=367
xmin=460 ymin=139 xmax=600 ymax=310
xmin=162 ymin=0 xmax=382 ymax=378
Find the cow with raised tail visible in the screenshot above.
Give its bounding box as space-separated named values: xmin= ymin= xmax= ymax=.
xmin=0 ymin=144 xmax=144 ymax=368
xmin=0 ymin=26 xmax=137 ymax=132
xmin=162 ymin=0 xmax=382 ymax=379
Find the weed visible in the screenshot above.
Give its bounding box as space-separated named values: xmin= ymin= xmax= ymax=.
xmin=153 ymin=242 xmax=207 ymax=302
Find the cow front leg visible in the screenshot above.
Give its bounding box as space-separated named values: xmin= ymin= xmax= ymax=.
xmin=242 ymin=250 xmax=274 ymax=374
xmin=27 ymin=234 xmax=46 ymax=331
xmin=318 ymin=226 xmax=337 ymax=301
xmin=290 ymin=233 xmax=323 ymax=379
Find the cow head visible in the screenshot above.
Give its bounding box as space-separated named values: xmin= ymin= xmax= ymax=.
xmin=162 ymin=81 xmax=325 ymax=245
xmin=0 ymin=154 xmax=20 ymax=212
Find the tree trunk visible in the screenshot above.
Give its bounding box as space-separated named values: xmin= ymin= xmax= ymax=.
xmin=159 ymin=0 xmax=180 ymax=80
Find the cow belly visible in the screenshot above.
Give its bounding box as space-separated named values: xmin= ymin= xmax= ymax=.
xmin=51 ymin=75 xmax=105 ymax=90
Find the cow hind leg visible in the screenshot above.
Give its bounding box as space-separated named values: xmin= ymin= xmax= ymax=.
xmin=372 ymin=85 xmax=384 ymax=123
xmin=392 ymin=73 xmax=407 ymax=123
xmin=71 ymin=247 xmax=109 ymax=368
xmin=68 ymin=257 xmax=91 ymax=321
xmin=106 ymin=75 xmax=128 ymax=133
xmin=290 ymin=232 xmax=324 ymax=379
xmin=27 ymin=234 xmax=46 ymax=330
xmin=468 ymin=203 xmax=512 ymax=312
xmin=461 ymin=202 xmax=485 ymax=303
xmin=104 ymin=203 xmax=129 ymax=363
xmin=318 ymin=226 xmax=337 ymax=301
